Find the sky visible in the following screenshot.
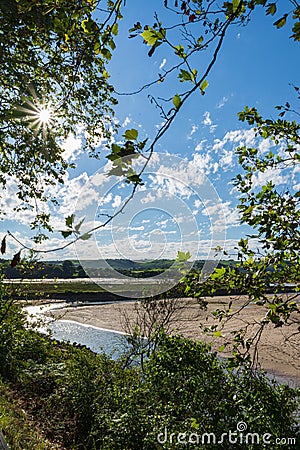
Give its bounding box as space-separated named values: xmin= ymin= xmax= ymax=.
xmin=1 ymin=0 xmax=299 ymax=270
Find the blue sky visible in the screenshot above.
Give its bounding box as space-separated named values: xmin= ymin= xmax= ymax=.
xmin=2 ymin=1 xmax=299 ymax=265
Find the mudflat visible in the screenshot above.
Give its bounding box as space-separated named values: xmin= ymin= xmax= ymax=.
xmin=51 ymin=295 xmax=299 ymax=385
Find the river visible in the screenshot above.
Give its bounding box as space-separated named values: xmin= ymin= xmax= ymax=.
xmin=25 ymin=302 xmax=129 ymax=358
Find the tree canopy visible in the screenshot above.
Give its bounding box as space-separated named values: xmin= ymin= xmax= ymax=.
xmin=0 ymin=0 xmax=120 ymax=233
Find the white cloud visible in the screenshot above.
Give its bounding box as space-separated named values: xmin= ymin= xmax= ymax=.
xmin=98 ymin=192 xmax=113 ymax=206
xmin=251 ymin=168 xmax=288 ymax=189
xmin=202 ymin=112 xmax=217 ymax=133
xmin=213 ymin=129 xmax=257 ymax=153
xmin=293 ymin=183 xmax=300 ymax=191
xmin=141 ymin=192 xmax=157 ymax=204
xmin=216 ymin=96 xmax=229 ymax=109
xmin=212 ymin=162 xmax=219 ymax=173
xmin=112 ymin=195 xmax=122 ymax=208
xmin=60 ymin=133 xmax=82 ymax=161
xmin=195 ymin=139 xmax=206 ymax=151
xmin=188 ymin=124 xmax=198 ymax=139
xmin=258 ymin=138 xmax=274 ymax=155
xmin=156 ymin=219 xmax=168 ymax=229
xmin=57 ymin=172 xmax=95 ymax=214
xmin=203 ymin=111 xmax=212 ymax=126
xmin=129 ymin=225 xmax=144 ymax=231
xmin=193 ymin=152 xmax=212 ymax=173
xmin=202 ymin=200 xmax=240 ymax=233
xmin=122 ymin=116 xmax=131 ymax=127
xmin=159 ymin=58 xmax=167 ymax=70
xmin=219 ymin=149 xmax=234 ymax=170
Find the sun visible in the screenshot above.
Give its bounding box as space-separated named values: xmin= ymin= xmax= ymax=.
xmin=38 ymin=106 xmax=52 ymax=125
xmin=14 ymin=93 xmax=56 ymax=137
xmin=25 ymin=102 xmax=55 ymax=133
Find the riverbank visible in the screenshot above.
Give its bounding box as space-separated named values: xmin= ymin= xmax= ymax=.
xmin=50 ymin=295 xmax=300 ymax=385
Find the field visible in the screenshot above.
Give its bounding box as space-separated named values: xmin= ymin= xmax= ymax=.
xmin=3 ymin=278 xmax=181 ymax=301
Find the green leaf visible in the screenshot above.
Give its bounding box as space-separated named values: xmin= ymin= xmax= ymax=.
xmin=80 ymin=233 xmax=92 ymax=240
xmin=211 ymin=267 xmax=226 ymax=280
xmin=191 ymin=418 xmax=200 ymax=430
xmin=232 ymin=0 xmax=240 ymax=13
xmin=65 ymin=214 xmax=75 ymax=228
xmin=141 ymin=29 xmax=159 ymax=46
xmin=178 ymin=69 xmax=192 ymax=82
xmin=61 ymin=230 xmax=72 ymax=238
xmin=191 ymin=68 xmax=198 ymax=80
xmin=126 ymin=172 xmax=143 ymax=184
xmin=291 ymin=21 xmax=300 ymax=41
xmin=218 ymin=344 xmax=226 ymax=352
xmin=266 ymin=3 xmax=276 ymax=16
xmin=200 ymin=79 xmax=209 ymax=94
xmin=10 ymin=109 xmax=26 ymax=119
xmin=74 ymin=217 xmax=85 ymax=233
xmin=100 ymin=48 xmax=112 ymax=60
xmin=94 ymin=41 xmax=101 ymax=54
xmin=274 ymin=15 xmax=287 ymax=29
xmin=174 ymin=44 xmax=186 ymax=58
xmin=172 ymin=94 xmax=181 ymax=109
xmin=214 ymin=331 xmax=222 ymax=338
xmin=81 ymin=18 xmax=96 ymax=34
xmin=124 ymin=129 xmax=138 ymax=140
xmin=111 ymin=23 xmax=118 ymax=36
xmin=177 ymin=250 xmax=191 ymax=262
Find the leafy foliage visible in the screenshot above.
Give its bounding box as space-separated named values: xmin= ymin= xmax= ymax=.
xmin=183 ymin=92 xmax=300 ymax=365
xmin=0 ymin=0 xmax=121 ymax=228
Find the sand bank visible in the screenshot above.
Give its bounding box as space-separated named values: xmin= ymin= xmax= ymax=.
xmin=51 ymin=296 xmax=299 ymax=385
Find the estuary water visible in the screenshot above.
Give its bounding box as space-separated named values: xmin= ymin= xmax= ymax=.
xmin=25 ymin=302 xmax=128 ymax=358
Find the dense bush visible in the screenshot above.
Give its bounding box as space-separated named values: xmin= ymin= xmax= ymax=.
xmin=94 ymin=333 xmax=299 ymax=450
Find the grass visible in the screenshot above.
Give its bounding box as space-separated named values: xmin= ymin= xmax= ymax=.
xmin=4 ymin=279 xmax=174 ymax=300
xmin=0 ymin=380 xmax=61 ymax=449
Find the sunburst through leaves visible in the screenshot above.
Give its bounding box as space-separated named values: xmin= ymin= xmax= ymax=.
xmin=13 ymin=85 xmax=56 ymax=138
xmin=17 ymin=100 xmax=54 ymax=134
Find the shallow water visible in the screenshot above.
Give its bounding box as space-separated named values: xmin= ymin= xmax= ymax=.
xmin=25 ymin=302 xmax=128 ymax=358
xmin=49 ymin=319 xmax=127 ymax=358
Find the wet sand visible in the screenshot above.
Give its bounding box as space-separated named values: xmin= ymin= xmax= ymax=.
xmin=51 ymin=295 xmax=299 ymax=385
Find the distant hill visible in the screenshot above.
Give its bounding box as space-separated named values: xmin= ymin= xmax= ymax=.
xmin=0 ymin=258 xmax=238 ymax=279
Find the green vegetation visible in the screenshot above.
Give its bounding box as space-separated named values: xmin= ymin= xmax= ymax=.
xmin=0 ymin=257 xmax=236 ymax=280
xmin=0 ymin=292 xmax=298 ymax=449
xmin=0 ymin=1 xmax=299 ymax=448
xmin=4 ymin=280 xmax=107 ymax=300
xmin=0 ymin=0 xmax=119 ymax=239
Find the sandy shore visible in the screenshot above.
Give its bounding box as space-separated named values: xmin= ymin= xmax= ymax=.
xmin=51 ymin=295 xmax=299 ymax=385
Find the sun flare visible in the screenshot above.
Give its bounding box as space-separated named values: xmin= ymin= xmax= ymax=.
xmin=15 ymin=95 xmax=56 ymax=137
xmin=38 ymin=107 xmax=52 ymax=125
xmin=27 ymin=102 xmax=54 ymax=132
